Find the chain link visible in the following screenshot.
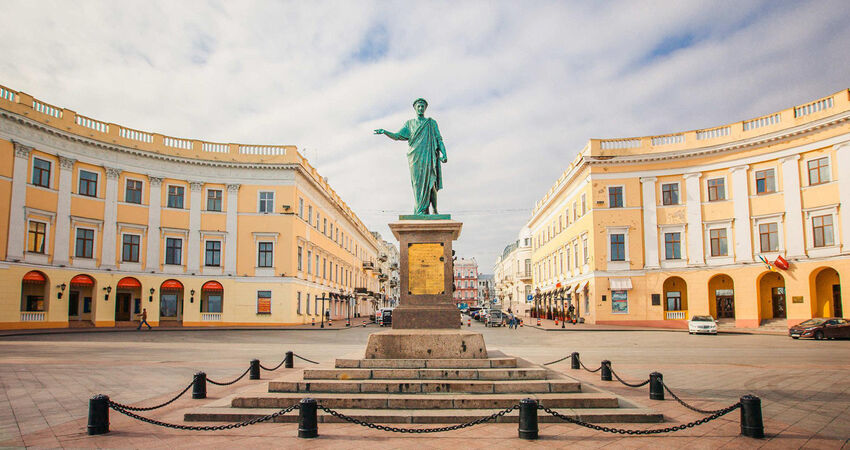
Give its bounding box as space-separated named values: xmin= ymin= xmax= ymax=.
xmin=579 ymin=360 xmax=602 ymax=373
xmin=539 ymin=402 xmax=740 ymax=435
xmin=108 ymin=402 xmax=299 ymax=431
xmin=543 ymin=355 xmax=570 ymax=366
xmin=109 ymin=379 xmax=195 ymax=411
xmin=662 ymin=381 xmax=727 ymax=414
xmin=207 ymin=366 xmax=251 ymax=386
xmin=318 ymin=404 xmax=517 ymax=433
xmin=260 ymin=358 xmax=286 ymax=371
xmin=293 ymin=354 xmax=320 ymax=365
xmin=609 ymin=368 xmax=651 ymax=388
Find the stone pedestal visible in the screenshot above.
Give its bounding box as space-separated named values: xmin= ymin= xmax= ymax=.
xmin=364 ymin=329 xmax=487 ymax=359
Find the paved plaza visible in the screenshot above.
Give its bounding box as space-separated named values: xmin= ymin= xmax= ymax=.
xmin=0 ymin=323 xmax=848 ymax=448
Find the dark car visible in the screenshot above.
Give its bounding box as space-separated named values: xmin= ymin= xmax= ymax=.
xmin=380 ymin=308 xmax=393 ymax=327
xmin=789 ymin=318 xmax=850 ymax=340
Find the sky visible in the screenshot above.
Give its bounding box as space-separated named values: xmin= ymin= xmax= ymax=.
xmin=2 ymin=0 xmax=849 ymax=271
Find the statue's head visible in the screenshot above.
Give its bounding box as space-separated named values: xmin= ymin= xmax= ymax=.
xmin=413 ymin=98 xmax=428 ymax=116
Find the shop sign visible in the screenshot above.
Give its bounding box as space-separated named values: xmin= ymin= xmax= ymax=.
xmin=611 ymin=290 xmax=628 ymax=314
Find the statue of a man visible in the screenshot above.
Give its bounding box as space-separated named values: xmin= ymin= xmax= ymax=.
xmin=374 ymin=98 xmax=447 ymax=215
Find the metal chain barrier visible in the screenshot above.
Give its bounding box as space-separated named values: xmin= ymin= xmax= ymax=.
xmin=543 ymin=355 xmax=570 ymax=366
xmin=662 ymin=381 xmax=727 ymax=414
xmin=207 ymin=366 xmax=251 ymax=386
xmin=260 ymin=359 xmax=285 ymax=371
xmin=109 ymin=379 xmax=195 ymax=411
xmin=108 ymin=402 xmax=299 ymax=431
xmin=539 ymin=403 xmax=741 ymax=435
xmin=318 ymin=404 xmax=517 ymax=433
xmin=609 ymin=368 xmax=651 ymax=388
xmin=293 ymin=354 xmax=320 ymax=365
xmin=580 ymin=360 xmax=602 ymax=373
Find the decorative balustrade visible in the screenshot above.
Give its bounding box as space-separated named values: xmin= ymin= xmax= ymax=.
xmin=696 ymin=126 xmax=730 ymax=140
xmin=75 ymin=115 xmax=110 ymax=133
xmin=119 ymin=126 xmax=153 ymax=143
xmin=163 ymin=136 xmax=192 ymax=150
xmin=651 ymin=134 xmax=685 ymax=146
xmin=600 ymin=138 xmax=641 ymax=150
xmin=201 ymin=312 xmax=222 ymax=322
xmin=665 ymin=310 xmax=687 ymax=320
xmin=742 ymin=113 xmax=780 ymax=131
xmin=203 ymin=142 xmax=229 ymax=153
xmin=33 ymin=99 xmax=62 ymax=118
xmin=794 ymin=96 xmax=834 ymax=118
xmin=20 ymin=311 xmax=45 ymax=322
xmin=239 ymin=145 xmax=286 ymax=155
xmin=0 ymin=85 xmax=15 ymax=102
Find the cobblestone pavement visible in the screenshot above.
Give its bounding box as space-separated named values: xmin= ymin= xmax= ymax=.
xmin=0 ymin=321 xmax=848 ymax=448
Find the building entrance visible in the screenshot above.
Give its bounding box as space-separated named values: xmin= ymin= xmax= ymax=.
xmin=716 ymin=293 xmax=735 ymax=319
xmin=834 ymin=284 xmax=843 ymax=318
xmin=772 ymin=287 xmax=786 ymax=318
xmin=115 ymin=293 xmax=132 ymax=321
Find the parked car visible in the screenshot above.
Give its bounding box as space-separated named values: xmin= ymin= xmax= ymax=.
xmin=467 ymin=307 xmax=481 ymax=317
xmin=688 ymin=315 xmax=718 ymax=334
xmin=486 ymin=310 xmax=505 ymax=327
xmin=379 ymin=308 xmax=394 ymax=327
xmin=789 ymin=318 xmax=850 ymax=339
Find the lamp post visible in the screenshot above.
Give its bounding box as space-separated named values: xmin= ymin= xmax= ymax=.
xmin=534 ymin=288 xmax=540 ymax=319
xmin=320 ymin=293 xmax=328 ymax=328
xmin=561 ymin=295 xmax=566 ymax=328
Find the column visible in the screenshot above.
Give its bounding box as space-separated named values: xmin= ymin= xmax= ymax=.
xmin=224 ymin=184 xmax=240 ymax=275
xmin=684 ymin=172 xmax=704 ymax=265
xmin=145 ymin=176 xmax=163 ymax=270
xmin=101 ymin=167 xmax=121 ymax=269
xmin=730 ymin=165 xmax=753 ymax=262
xmin=780 ymin=155 xmax=805 ymax=258
xmin=52 ymin=156 xmax=76 ymax=266
xmin=7 ymin=142 xmax=30 ymax=261
xmin=835 ymin=143 xmax=850 ymax=253
xmin=187 ymin=181 xmax=203 ymax=272
xmin=640 ymin=176 xmax=659 ymax=268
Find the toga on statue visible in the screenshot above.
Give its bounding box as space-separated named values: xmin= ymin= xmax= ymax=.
xmin=374 ymin=98 xmax=447 ymax=215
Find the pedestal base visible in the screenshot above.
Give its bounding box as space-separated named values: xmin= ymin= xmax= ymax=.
xmin=364 ymin=329 xmax=488 ymax=359
xmin=393 ymin=306 xmax=460 ymax=329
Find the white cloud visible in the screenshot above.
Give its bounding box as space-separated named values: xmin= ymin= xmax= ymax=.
xmin=1 ymin=0 xmax=848 ymax=269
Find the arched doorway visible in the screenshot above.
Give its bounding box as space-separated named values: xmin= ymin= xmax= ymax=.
xmin=201 ymin=281 xmax=223 ymax=321
xmin=116 ymin=277 xmax=142 ymax=324
xmin=21 ymin=271 xmax=48 ymax=322
xmin=810 ymin=268 xmax=842 ymax=318
xmin=758 ymin=272 xmax=786 ymax=321
xmin=159 ymin=279 xmax=184 ymax=326
xmin=708 ymin=274 xmax=735 ymax=319
xmin=68 ymin=274 xmax=95 ymax=326
xmin=663 ymin=277 xmax=688 ymax=320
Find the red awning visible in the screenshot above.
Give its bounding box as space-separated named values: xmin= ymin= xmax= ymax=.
xmin=202 ymin=281 xmax=223 ymax=292
xmin=70 ymin=275 xmax=94 ymax=286
xmin=117 ymin=277 xmax=141 ymax=288
xmin=161 ymin=279 xmax=184 ymax=290
xmin=22 ymin=271 xmax=46 ymax=283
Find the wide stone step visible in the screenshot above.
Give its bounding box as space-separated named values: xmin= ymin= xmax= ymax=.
xmin=335 ymin=357 xmax=517 ymax=369
xmin=231 ymin=392 xmax=618 ymax=409
xmin=268 ymin=379 xmax=581 ymax=394
xmin=303 ymin=367 xmax=548 ymax=381
xmin=185 ymin=407 xmax=663 ymax=424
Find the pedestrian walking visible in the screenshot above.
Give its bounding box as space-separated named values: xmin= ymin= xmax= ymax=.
xmin=568 ymin=304 xmax=575 ymax=324
xmin=137 ymin=308 xmax=151 ymax=330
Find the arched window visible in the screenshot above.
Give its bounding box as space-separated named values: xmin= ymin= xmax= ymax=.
xmin=202 ymin=281 xmax=223 ymax=313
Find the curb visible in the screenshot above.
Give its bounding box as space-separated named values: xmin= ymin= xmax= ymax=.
xmin=0 ymin=323 xmax=380 ymax=337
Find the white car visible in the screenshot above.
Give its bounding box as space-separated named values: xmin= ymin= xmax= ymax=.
xmin=688 ymin=315 xmax=718 ymax=334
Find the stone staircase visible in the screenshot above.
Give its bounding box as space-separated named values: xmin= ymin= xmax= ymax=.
xmin=185 ymin=352 xmax=662 ymax=424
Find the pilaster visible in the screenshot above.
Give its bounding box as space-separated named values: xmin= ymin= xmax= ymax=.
xmin=225 ymin=184 xmax=240 ymax=275
xmin=730 ymin=165 xmax=753 ymax=262
xmin=683 ymin=172 xmax=704 ymax=265
xmin=187 ymin=181 xmax=203 ymax=272
xmin=640 ymin=176 xmax=659 ymax=269
xmin=7 ymin=142 xmax=31 ymax=260
xmin=780 ymin=155 xmax=805 ymax=257
xmin=146 ymin=176 xmax=163 ymax=270
xmin=835 ymin=143 xmax=850 ymax=253
xmin=101 ymin=167 xmax=121 ymax=269
xmin=53 ymin=156 xmax=76 ymax=266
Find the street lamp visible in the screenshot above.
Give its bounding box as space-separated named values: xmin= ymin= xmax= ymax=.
xmin=319 ymin=292 xmax=328 ymax=328
xmin=534 ymin=287 xmax=540 ymax=319
xmin=561 ymin=295 xmax=566 ymax=328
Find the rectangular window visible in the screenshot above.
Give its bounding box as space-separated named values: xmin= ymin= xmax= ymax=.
xmin=573 ymin=202 xmax=577 ymax=221
xmin=808 ymin=157 xmax=830 ymax=185
xmin=316 ymin=212 xmax=320 ymax=229
xmin=610 ymin=234 xmax=625 ymax=261
xmin=581 ymin=194 xmax=586 ymax=215
xmin=259 ymin=191 xmax=274 ymax=213
xmin=755 ymin=169 xmax=776 ymax=194
xmin=28 ymin=221 xmax=47 ymax=253
xmin=167 ymin=185 xmax=184 ymax=209
xmin=709 ymin=229 xmax=728 ymax=257
xmin=573 ymin=242 xmax=579 ymax=268
xmin=666 ymin=291 xmax=682 ymax=311
xmin=308 ymin=205 xmax=313 ymax=224
xmin=608 ymin=186 xmax=623 ymax=208
xmin=125 ymin=179 xmax=143 ymax=204
xmin=306 ymin=293 xmax=311 ymax=314
xmin=812 ymin=215 xmax=834 ymax=248
xmin=75 ymin=228 xmax=94 ymax=258
xmin=297 ymin=246 xmax=303 ymax=271
xmin=205 ymin=240 xmax=221 ymax=266
xmin=32 ymin=158 xmax=51 ymax=188
xmin=315 ymin=255 xmax=319 ymax=275
xmin=207 ymin=189 xmax=222 ymax=211
xmin=759 ymin=223 xmax=779 ymax=252
xmin=664 ymin=232 xmax=681 ymax=259
xmin=582 ymin=236 xmax=589 ymax=264
xmin=257 ymin=290 xmax=272 ymax=314
xmin=79 ymin=170 xmax=98 ymax=197
xmin=323 ymin=218 xmax=327 ymax=234
xmin=258 ymin=242 xmax=273 ymax=267
xmin=297 ymin=292 xmax=302 ymax=315
xmin=661 ymin=183 xmax=679 ymax=205
xmin=307 ymin=250 xmax=312 ymax=274
xmin=165 ymin=238 xmax=182 ymax=265
xmin=122 ymin=234 xmax=140 ymax=262
xmin=707 ymin=178 xmax=725 ymax=201
xmin=322 ymin=258 xmax=327 ymax=278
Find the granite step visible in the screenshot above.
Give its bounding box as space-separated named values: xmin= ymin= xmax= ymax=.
xmin=335 ymin=357 xmax=517 ymax=369
xmin=268 ymin=379 xmax=581 ymax=394
xmin=303 ymin=367 xmax=548 ymax=381
xmin=231 ymin=392 xmax=619 ymax=409
xmin=185 ymin=407 xmax=663 ymax=424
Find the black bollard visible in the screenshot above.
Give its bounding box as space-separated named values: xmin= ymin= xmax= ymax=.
xmin=649 ymin=372 xmax=664 ymax=400
xmin=193 ymin=372 xmax=207 ymax=399
xmin=601 ymin=360 xmax=612 ymax=381
xmin=284 ymin=351 xmax=294 ymax=369
xmin=570 ymin=352 xmax=580 ymax=370
xmin=740 ymin=395 xmax=765 ymax=438
xmin=518 ymin=398 xmax=539 ymax=440
xmin=298 ymin=398 xmax=318 ymax=438
xmin=87 ymin=394 xmax=110 ymax=435
xmin=250 ymin=359 xmax=261 ymax=380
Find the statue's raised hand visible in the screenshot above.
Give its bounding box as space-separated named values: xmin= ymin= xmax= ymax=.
xmin=374 ymin=129 xmax=385 ymax=135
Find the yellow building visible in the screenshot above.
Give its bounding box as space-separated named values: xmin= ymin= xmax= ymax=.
xmin=0 ymin=84 xmax=385 ymax=329
xmin=529 ymin=89 xmax=850 ymax=330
